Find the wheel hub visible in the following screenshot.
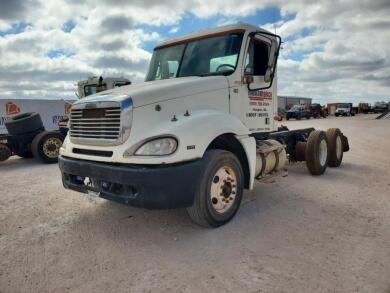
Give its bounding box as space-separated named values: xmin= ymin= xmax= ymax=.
xmin=222 ymin=182 xmax=232 ymax=198
xmin=210 ymin=166 xmax=237 ymax=214
xmin=319 ymin=139 xmax=328 ymax=166
xmin=336 ymin=136 xmax=342 ymax=160
xmin=43 ymin=138 xmax=62 ymax=158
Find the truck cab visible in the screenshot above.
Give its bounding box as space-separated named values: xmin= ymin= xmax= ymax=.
xmin=335 ymin=103 xmax=354 ymax=117
xmin=77 ymin=76 xmax=131 ymax=98
xmin=59 ymin=24 xmax=349 ymax=227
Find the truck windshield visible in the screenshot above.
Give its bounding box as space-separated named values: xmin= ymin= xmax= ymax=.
xmin=338 ymin=104 xmax=349 ymax=108
xmin=146 ymin=33 xmax=244 ymax=81
xmin=84 ymin=85 xmax=97 ymax=97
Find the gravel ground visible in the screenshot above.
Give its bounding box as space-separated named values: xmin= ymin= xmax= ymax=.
xmin=0 ymin=114 xmax=389 ymax=293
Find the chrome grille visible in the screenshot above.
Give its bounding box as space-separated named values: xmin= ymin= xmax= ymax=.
xmin=69 ymin=98 xmax=133 ymax=146
xmin=70 ymin=107 xmax=121 ymax=140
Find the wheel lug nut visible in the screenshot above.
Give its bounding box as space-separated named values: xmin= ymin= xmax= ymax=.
xmin=229 ymin=197 xmax=233 ymax=200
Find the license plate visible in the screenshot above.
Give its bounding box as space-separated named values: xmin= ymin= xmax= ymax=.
xmin=87 ymin=189 xmax=100 ymax=203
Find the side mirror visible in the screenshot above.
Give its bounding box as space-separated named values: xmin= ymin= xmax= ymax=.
xmin=247 ymin=32 xmax=281 ymax=91
xmin=264 ymin=37 xmax=278 ymax=83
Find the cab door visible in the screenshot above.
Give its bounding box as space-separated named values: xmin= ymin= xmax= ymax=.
xmin=239 ymin=33 xmax=280 ymax=133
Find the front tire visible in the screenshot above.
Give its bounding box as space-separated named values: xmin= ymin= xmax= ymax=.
xmin=187 ymin=150 xmax=244 ymax=228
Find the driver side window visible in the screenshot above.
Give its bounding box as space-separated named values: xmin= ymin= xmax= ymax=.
xmin=245 ymin=38 xmax=270 ymax=76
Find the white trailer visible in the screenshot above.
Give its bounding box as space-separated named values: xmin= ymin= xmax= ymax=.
xmin=58 ymin=24 xmax=349 ymax=227
xmin=0 ymin=99 xmax=74 ymax=135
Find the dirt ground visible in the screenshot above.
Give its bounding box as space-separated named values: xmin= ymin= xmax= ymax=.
xmin=0 ymin=114 xmax=389 ymax=293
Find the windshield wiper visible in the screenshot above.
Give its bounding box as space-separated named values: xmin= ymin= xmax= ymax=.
xmin=198 ymin=70 xmax=234 ymax=77
xmin=180 ymin=70 xmax=234 ymax=78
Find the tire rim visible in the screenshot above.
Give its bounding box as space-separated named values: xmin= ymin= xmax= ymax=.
xmin=210 ymin=166 xmax=237 ymax=214
xmin=43 ymin=138 xmax=62 ymax=158
xmin=319 ymin=139 xmax=328 ymax=166
xmin=336 ymin=136 xmax=342 ymax=160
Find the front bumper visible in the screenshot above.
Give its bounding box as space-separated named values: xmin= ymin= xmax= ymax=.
xmin=59 ymin=156 xmax=205 ymax=209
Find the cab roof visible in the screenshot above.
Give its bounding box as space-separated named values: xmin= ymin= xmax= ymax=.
xmin=155 ymin=23 xmax=271 ymax=50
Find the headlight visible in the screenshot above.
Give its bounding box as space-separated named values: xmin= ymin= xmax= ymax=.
xmin=134 ymin=137 xmax=178 ymax=156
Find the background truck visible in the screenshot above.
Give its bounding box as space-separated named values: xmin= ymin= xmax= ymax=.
xmin=372 ymin=101 xmax=389 ymax=114
xmin=0 ymin=112 xmax=65 ymax=163
xmin=285 ymin=105 xmax=311 ymax=120
xmin=76 ymin=76 xmax=131 ymax=98
xmin=58 ymin=24 xmax=349 ymax=227
xmin=335 ymin=103 xmax=355 ymax=117
xmin=310 ymin=103 xmax=327 ymax=118
xmin=358 ymin=103 xmax=372 ymax=114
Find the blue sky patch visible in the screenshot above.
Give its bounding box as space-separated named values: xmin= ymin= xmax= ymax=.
xmin=47 ymin=50 xmax=75 ymax=58
xmin=0 ymin=22 xmax=31 ymax=36
xmin=62 ymin=20 xmax=76 ymax=33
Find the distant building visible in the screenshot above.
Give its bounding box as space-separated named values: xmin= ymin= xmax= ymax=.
xmin=278 ymin=96 xmax=312 ymax=112
xmin=327 ymin=103 xmax=339 ymax=115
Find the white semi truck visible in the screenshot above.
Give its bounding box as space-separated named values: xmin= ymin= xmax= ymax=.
xmin=59 ymin=24 xmax=349 ymax=227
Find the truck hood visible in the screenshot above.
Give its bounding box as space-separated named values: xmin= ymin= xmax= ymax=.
xmin=73 ymin=76 xmax=229 ymax=108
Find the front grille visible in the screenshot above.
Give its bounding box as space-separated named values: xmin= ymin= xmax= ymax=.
xmin=70 ymin=107 xmax=121 ymax=141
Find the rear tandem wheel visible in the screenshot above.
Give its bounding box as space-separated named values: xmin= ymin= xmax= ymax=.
xmin=305 ymin=130 xmax=329 ymax=175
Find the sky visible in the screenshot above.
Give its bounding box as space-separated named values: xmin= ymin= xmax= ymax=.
xmin=0 ymin=0 xmax=389 ymax=105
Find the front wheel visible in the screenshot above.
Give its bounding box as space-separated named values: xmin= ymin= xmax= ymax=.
xmin=187 ymin=150 xmax=244 ymax=228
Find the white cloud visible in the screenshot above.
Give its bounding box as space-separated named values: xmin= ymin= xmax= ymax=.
xmin=0 ymin=0 xmax=389 ymax=103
